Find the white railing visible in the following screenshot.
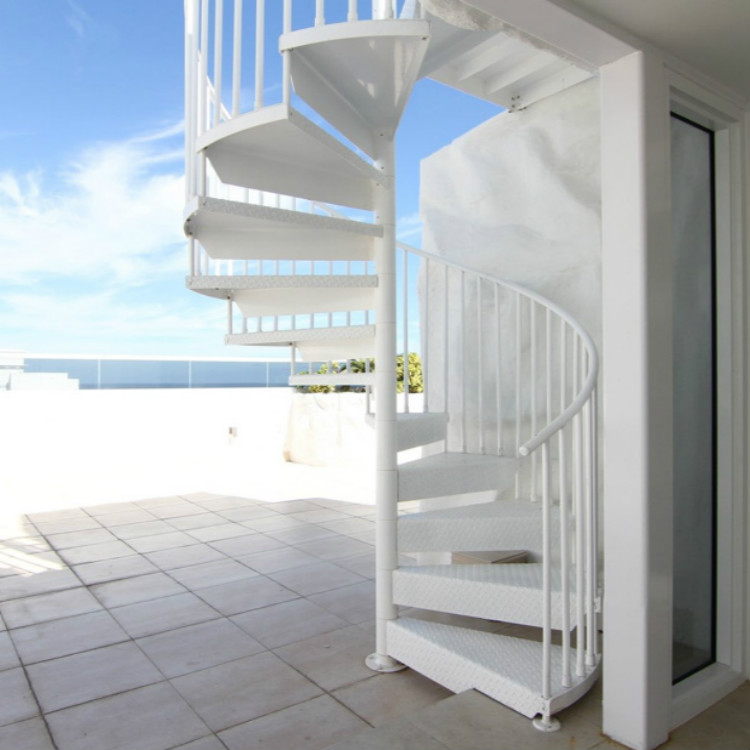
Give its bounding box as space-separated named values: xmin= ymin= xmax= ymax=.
xmin=396 ymin=243 xmax=599 ymax=712
xmin=185 ymin=0 xmax=411 ymax=204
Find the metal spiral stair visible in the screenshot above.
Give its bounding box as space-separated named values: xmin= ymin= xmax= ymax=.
xmin=184 ymin=2 xmax=600 ymax=730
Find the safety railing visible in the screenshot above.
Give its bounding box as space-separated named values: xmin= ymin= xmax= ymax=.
xmin=397 ymin=242 xmax=600 ymax=711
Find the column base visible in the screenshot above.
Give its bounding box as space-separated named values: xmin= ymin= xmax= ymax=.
xmin=366 ymin=653 xmax=407 ymax=673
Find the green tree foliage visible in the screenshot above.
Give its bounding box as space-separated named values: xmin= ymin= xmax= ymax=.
xmin=296 ymin=353 xmax=423 ymax=393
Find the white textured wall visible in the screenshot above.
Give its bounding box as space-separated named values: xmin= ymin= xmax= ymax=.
xmin=419 ymin=78 xmax=602 ymax=461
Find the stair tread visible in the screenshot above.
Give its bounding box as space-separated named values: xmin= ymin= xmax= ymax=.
xmin=227 ymin=325 xmax=375 ymax=347
xmin=395 ymin=562 xmax=574 ymax=592
xmin=197 ymin=104 xmax=382 ymax=210
xmin=387 ymin=617 xmax=599 ymax=718
xmin=398 ymin=452 xmax=517 ymax=501
xmin=400 ymin=497 xmax=546 ymax=523
xmin=282 ymin=20 xmax=430 ymax=157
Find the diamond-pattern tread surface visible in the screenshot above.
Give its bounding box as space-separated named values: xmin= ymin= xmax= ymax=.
xmin=387 ymin=617 xmax=599 ymax=718
xmin=393 ymin=563 xmax=577 ymax=629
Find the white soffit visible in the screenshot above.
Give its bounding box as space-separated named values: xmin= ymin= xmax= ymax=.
xmin=465 ymin=0 xmax=749 ymax=98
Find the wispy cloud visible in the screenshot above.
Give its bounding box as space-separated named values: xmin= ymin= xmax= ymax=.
xmin=397 ymin=212 xmax=423 ymax=243
xmin=65 ymin=0 xmax=92 ymax=38
xmin=0 ymin=124 xmax=185 ymax=287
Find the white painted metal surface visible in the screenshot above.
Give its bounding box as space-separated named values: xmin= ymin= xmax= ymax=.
xmin=183 ymin=0 xmax=602 ymax=729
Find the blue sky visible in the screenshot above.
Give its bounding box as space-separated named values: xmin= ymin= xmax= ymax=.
xmin=0 ymin=0 xmax=499 ymax=358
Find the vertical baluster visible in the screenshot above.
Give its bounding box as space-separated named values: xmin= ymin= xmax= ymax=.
xmin=515 ymin=291 xmax=521 ymax=496
xmin=198 ymin=0 xmax=209 ymax=137
xmin=591 ymin=385 xmax=600 ymax=660
xmin=402 ymin=248 xmax=410 ymax=413
xmin=189 ymin=238 xmax=196 ymax=277
xmin=530 ymin=301 xmax=537 ymax=501
xmin=443 ymin=265 xmax=449 ymax=418
xmin=232 ymin=0 xmax=242 ymax=116
xmin=545 ymin=308 xmax=552 ymax=435
xmin=185 ymin=0 xmax=199 ymax=200
xmin=573 ymin=334 xmax=585 ymax=677
xmin=559 ymin=319 xmax=571 ymax=687
xmin=495 ymin=285 xmax=502 ymax=455
xmin=213 ymin=0 xmax=223 ymax=125
xmin=584 ymin=354 xmax=596 ymax=667
xmin=348 ymin=0 xmax=357 ymax=21
xmin=541 ymin=441 xmax=552 ymax=707
xmin=423 ymin=259 xmax=429 ymax=414
xmin=254 ymin=0 xmax=265 ymax=110
xmin=227 ymin=298 xmax=233 ymax=335
xmin=315 ymin=0 xmax=324 ymax=26
xmin=477 ymin=277 xmax=484 ymax=453
xmin=242 ymin=313 xmax=248 ymax=333
xmin=460 ymin=270 xmax=466 ymax=452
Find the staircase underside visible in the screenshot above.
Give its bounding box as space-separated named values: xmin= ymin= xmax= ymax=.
xmin=197 ymin=104 xmax=383 ymax=210
xmin=184 ymin=196 xmax=381 ymax=261
xmin=388 ymin=617 xmax=600 ymax=719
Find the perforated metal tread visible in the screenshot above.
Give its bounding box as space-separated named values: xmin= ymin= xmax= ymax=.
xmin=387 ymin=617 xmax=600 ymax=718
xmin=398 ymin=498 xmax=555 ymax=557
xmin=392 ymin=563 xmax=577 ymax=630
xmin=397 ymin=452 xmax=517 ymax=501
xmin=366 ymin=411 xmax=447 ymax=452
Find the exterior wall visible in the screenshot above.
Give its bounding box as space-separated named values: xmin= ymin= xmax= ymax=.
xmin=419 ymin=75 xmax=601 ymax=464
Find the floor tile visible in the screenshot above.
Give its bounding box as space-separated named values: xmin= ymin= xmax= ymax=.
xmin=89 ymin=509 xmax=157 ymax=527
xmin=167 ymin=513 xmax=229 ymax=531
xmin=317 ymin=517 xmax=376 ymax=536
xmin=187 ymin=523 xmax=258 ymax=543
xmin=109 ymin=520 xmax=174 ymax=540
xmin=335 ymin=552 xmax=376 ymax=579
xmin=173 ymin=736 xmax=227 ymax=750
xmin=167 ymin=559 xmax=259 ymax=590
xmin=288 ymin=509 xmax=350 ymax=524
xmin=219 ymin=694 xmax=368 ymax=750
xmin=136 ymin=618 xmax=265 ymax=678
xmin=266 ymin=524 xmax=338 ymax=545
xmin=72 ymin=554 xmax=159 ymax=585
xmin=83 ymin=501 xmax=144 ymax=517
xmin=407 ymin=689 xmax=604 ymax=750
xmin=145 ymin=544 xmax=226 ymax=571
xmin=91 ymin=572 xmax=187 ymax=608
xmin=110 ymin=592 xmax=221 ymax=638
xmin=296 ymin=535 xmax=375 ymax=561
xmin=1 ymin=535 xmax=52 ymax=554
xmin=308 ymin=580 xmax=376 ymax=624
xmin=126 ymin=531 xmax=197 ymax=554
xmin=0 ymin=668 xmax=39 ymax=727
xmin=231 ymin=598 xmax=347 ymax=648
xmin=0 ymin=717 xmax=56 ymax=750
xmin=197 ymin=576 xmax=299 ymax=616
xmin=135 ymin=495 xmax=186 ymax=509
xmin=274 ymin=625 xmax=376 ymax=692
xmin=171 ymin=651 xmax=322 ymax=732
xmin=32 ymin=517 xmax=103 ymax=535
xmin=10 ymin=610 xmax=128 ymax=664
xmin=45 ymin=528 xmax=118 ymax=550
xmin=148 ymin=503 xmax=205 ymax=520
xmin=0 ymin=587 xmax=101 ymax=628
xmin=0 ymin=569 xmax=80 ymax=602
xmin=333 ymin=671 xmax=452 ymax=727
xmin=195 ymin=495 xmax=259 ymax=511
xmin=57 ymin=540 xmax=135 ymax=566
xmin=46 ymin=681 xmax=210 ymax=750
xmin=209 ymin=533 xmax=284 ymax=557
xmin=26 ymin=641 xmax=163 ymax=712
xmin=217 ymin=506 xmax=278 ymax=523
xmin=265 ymin=499 xmax=322 ymax=515
xmin=242 ymin=515 xmax=307 ymax=533
xmin=239 ymin=546 xmax=320 ymax=574
xmin=324 ymin=716 xmax=450 ymax=750
xmin=269 ymin=561 xmax=367 ymax=597
xmin=28 ymin=508 xmax=88 ymax=523
xmin=0 ymin=630 xmax=20 ymax=670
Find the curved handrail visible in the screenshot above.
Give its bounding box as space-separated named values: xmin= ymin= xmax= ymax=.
xmin=398 ymin=239 xmax=598 ymax=458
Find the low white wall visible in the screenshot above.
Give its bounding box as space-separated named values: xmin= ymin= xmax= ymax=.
xmin=0 ymin=388 xmax=295 ymax=515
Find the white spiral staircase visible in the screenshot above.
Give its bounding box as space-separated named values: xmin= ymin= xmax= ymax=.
xmin=183 ymin=0 xmax=600 ymax=731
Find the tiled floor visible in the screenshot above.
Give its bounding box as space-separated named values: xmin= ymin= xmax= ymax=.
xmin=0 ymin=492 xmax=747 ymax=750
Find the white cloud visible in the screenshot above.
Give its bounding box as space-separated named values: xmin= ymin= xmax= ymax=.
xmin=397 ymin=211 xmax=423 ymax=243
xmin=0 ymin=125 xmax=186 ymax=287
